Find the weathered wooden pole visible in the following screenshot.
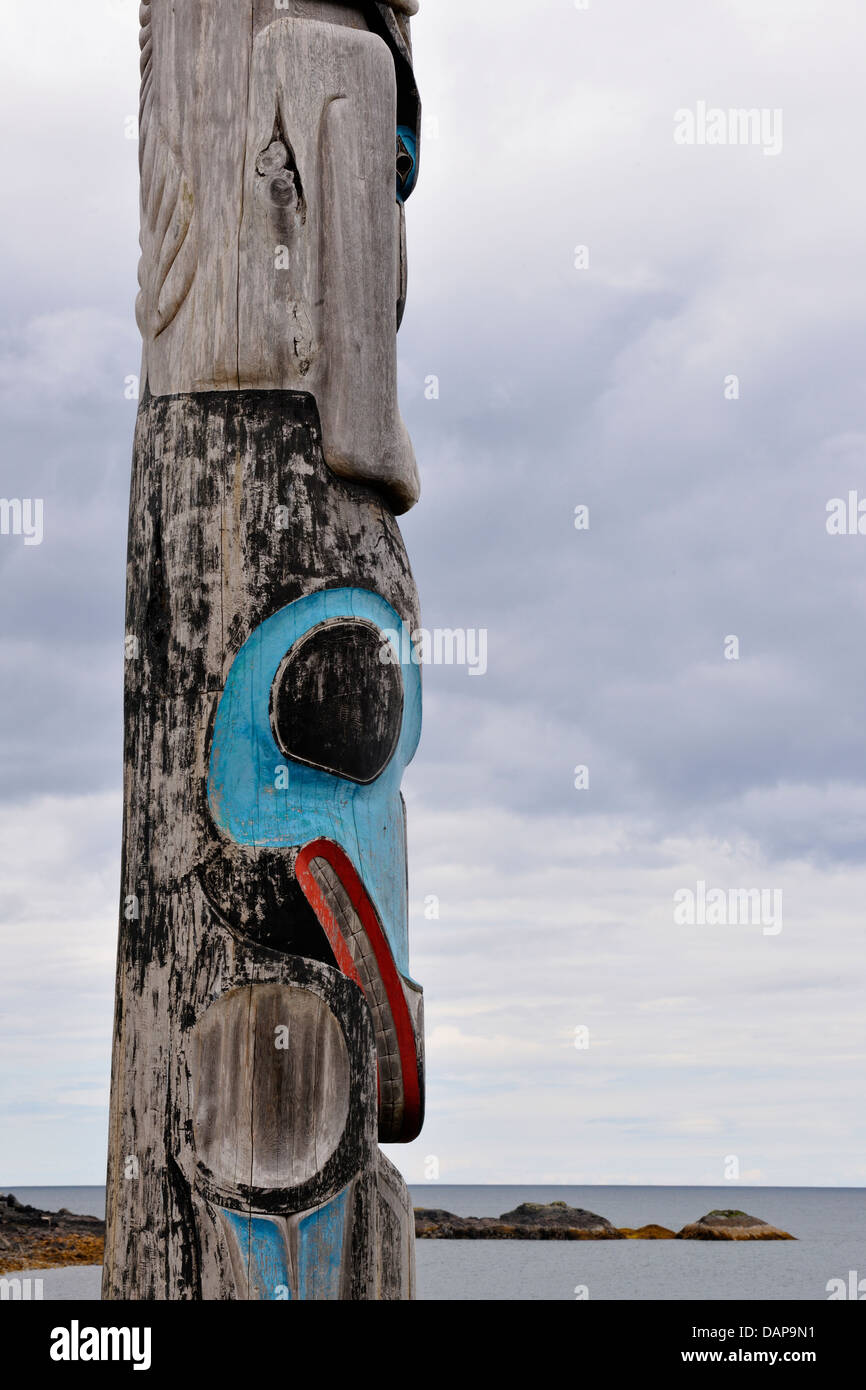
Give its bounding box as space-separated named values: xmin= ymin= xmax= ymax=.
xmin=103 ymin=0 xmax=425 ymax=1301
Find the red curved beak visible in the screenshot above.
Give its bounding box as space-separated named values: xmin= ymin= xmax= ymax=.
xmin=296 ymin=838 xmax=423 ymax=1143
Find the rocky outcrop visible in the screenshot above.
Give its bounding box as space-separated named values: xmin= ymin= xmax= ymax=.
xmin=0 ymin=1193 xmax=105 ymax=1274
xmin=414 ymin=1201 xmax=796 ymax=1241
xmin=676 ymin=1210 xmax=795 ymax=1240
xmin=415 ymin=1201 xmax=625 ymax=1240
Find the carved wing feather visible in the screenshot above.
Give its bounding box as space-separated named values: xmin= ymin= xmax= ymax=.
xmin=136 ymin=1 xmax=198 ymax=341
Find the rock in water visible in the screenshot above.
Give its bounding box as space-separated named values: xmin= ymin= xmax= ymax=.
xmin=676 ymin=1210 xmax=795 ymax=1240
xmin=498 ymin=1202 xmax=622 ymax=1236
xmin=414 ymin=1202 xmax=796 ymax=1241
xmin=414 ymin=1201 xmax=625 ymax=1239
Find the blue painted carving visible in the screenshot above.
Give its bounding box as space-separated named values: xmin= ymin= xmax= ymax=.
xmin=396 ymin=124 xmax=418 ymax=203
xmin=298 ymin=1188 xmax=350 ymax=1300
xmin=222 ymin=1211 xmax=291 ymax=1300
xmin=208 ymin=587 xmax=422 ymax=976
xmin=221 ymin=1188 xmax=350 ymax=1300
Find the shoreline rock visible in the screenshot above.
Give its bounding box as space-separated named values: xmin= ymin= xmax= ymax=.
xmin=0 ymin=1193 xmax=105 ymax=1274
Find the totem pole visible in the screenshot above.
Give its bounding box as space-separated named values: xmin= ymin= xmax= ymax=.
xmin=103 ymin=0 xmax=424 ymax=1301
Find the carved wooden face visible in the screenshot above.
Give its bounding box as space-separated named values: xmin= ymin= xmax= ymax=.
xmin=137 ymin=3 xmax=418 ymax=511
xmin=206 ymin=588 xmax=424 ymax=1143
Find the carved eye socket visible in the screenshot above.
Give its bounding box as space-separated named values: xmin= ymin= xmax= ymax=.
xmin=396 ymin=126 xmax=418 ymax=203
xmin=270 ymin=619 xmax=404 ymax=785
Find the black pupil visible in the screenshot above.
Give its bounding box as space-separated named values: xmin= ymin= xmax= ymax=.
xmin=271 ymin=621 xmax=404 ymax=784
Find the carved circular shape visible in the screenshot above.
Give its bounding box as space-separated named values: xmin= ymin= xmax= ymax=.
xmin=270 ymin=618 xmax=404 ymax=784
xmin=268 ymin=172 xmax=298 ymax=208
xmin=256 ymin=141 xmax=288 ymax=176
xmin=189 ymin=983 xmax=351 ymax=1191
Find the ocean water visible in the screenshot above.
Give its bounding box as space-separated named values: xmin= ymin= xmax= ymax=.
xmin=4 ymin=1185 xmax=863 ymax=1301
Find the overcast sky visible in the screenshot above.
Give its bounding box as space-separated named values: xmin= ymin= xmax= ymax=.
xmin=1 ymin=0 xmax=865 ymax=1188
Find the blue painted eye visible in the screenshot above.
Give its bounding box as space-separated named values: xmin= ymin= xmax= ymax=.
xmin=396 ymin=125 xmax=418 ymax=203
